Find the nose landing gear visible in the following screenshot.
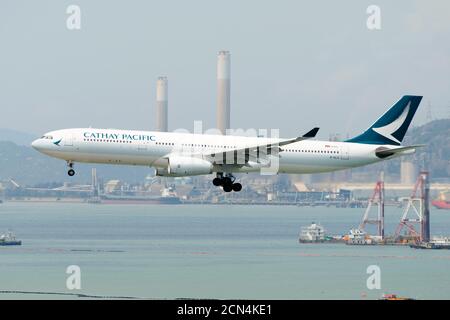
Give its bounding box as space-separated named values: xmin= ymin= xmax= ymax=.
xmin=67 ymin=161 xmax=75 ymax=176
xmin=212 ymin=173 xmax=242 ymax=192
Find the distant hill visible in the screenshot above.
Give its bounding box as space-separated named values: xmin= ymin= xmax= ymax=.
xmin=0 ymin=128 xmax=36 ymax=146
xmin=350 ymin=119 xmax=450 ymax=180
xmin=404 ymin=119 xmax=450 ymax=178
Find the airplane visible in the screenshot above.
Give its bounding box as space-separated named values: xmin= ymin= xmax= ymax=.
xmin=32 ymin=95 xmax=423 ymax=192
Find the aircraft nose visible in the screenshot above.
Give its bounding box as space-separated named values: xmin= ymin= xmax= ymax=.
xmin=31 ymin=139 xmax=42 ymax=150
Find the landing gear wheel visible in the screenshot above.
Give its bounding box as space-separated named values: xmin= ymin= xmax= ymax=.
xmin=223 ymin=184 xmax=233 ymax=192
xmin=213 ymin=177 xmax=222 ymax=186
xmin=232 ymin=183 xmax=242 ymax=192
xmin=68 ymin=169 xmax=75 ymax=176
xmin=222 ymin=177 xmax=232 ymax=186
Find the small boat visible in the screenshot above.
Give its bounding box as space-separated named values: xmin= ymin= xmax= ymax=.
xmin=410 ymin=237 xmax=450 ymax=250
xmin=345 ymin=229 xmax=374 ymax=245
xmin=432 ymin=200 xmax=450 ymax=210
xmin=100 ymin=187 xmax=182 ymax=204
xmin=0 ymin=231 xmax=22 ymax=246
xmin=380 ymin=293 xmax=414 ymax=300
xmin=432 ymin=191 xmax=450 ymax=210
xmin=299 ymin=222 xmax=326 ymax=243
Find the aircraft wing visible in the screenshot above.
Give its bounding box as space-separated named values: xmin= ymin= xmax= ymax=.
xmin=375 ymin=144 xmax=425 ymax=158
xmin=202 ymin=127 xmax=319 ymax=165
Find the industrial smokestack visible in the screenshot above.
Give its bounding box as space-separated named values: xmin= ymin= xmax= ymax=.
xmin=216 ymin=51 xmax=230 ymax=134
xmin=156 ymin=76 xmax=168 ymax=132
xmin=91 ymin=168 xmax=97 ymax=188
xmin=91 ymin=168 xmax=98 ymax=197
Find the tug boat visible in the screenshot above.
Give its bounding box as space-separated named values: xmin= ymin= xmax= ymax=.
xmin=0 ymin=231 xmax=22 ymax=246
xmin=344 ymin=229 xmax=374 ymax=245
xmin=299 ymin=223 xmax=326 ymax=243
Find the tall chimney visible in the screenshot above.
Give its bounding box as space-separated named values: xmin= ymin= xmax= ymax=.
xmin=156 ymin=76 xmax=168 ymax=132
xmin=91 ymin=167 xmax=98 ymax=197
xmin=216 ymin=51 xmax=230 ymax=134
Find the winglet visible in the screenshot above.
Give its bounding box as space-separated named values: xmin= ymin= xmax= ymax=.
xmin=302 ymin=127 xmax=320 ymax=138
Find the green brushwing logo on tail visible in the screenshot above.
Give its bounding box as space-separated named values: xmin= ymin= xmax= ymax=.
xmin=346 ymin=95 xmax=423 ymax=146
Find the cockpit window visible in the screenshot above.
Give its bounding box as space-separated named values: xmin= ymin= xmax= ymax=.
xmin=41 ymin=135 xmax=53 ymax=139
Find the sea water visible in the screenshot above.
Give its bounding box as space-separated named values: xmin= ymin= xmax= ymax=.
xmin=0 ymin=202 xmax=449 ymax=300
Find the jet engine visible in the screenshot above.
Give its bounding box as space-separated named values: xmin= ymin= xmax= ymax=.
xmin=156 ymin=156 xmax=213 ymax=177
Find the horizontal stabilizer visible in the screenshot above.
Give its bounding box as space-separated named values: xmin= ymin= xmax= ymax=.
xmin=375 ymin=145 xmax=425 ymax=158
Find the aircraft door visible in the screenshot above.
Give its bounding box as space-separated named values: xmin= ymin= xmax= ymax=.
xmin=340 ymin=145 xmax=349 ymax=160
xmin=64 ymin=133 xmax=74 ymax=146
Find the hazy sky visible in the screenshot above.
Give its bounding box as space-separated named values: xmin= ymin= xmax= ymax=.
xmin=1 ymin=0 xmax=449 ymax=139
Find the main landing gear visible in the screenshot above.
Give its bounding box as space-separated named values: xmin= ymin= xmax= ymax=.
xmin=212 ymin=173 xmax=242 ymax=192
xmin=67 ymin=161 xmax=75 ymax=176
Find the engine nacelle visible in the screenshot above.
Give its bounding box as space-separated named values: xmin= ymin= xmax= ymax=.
xmin=156 ymin=157 xmax=213 ymax=177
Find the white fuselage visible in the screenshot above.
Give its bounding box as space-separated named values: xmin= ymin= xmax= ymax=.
xmin=31 ymin=128 xmax=399 ymax=175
